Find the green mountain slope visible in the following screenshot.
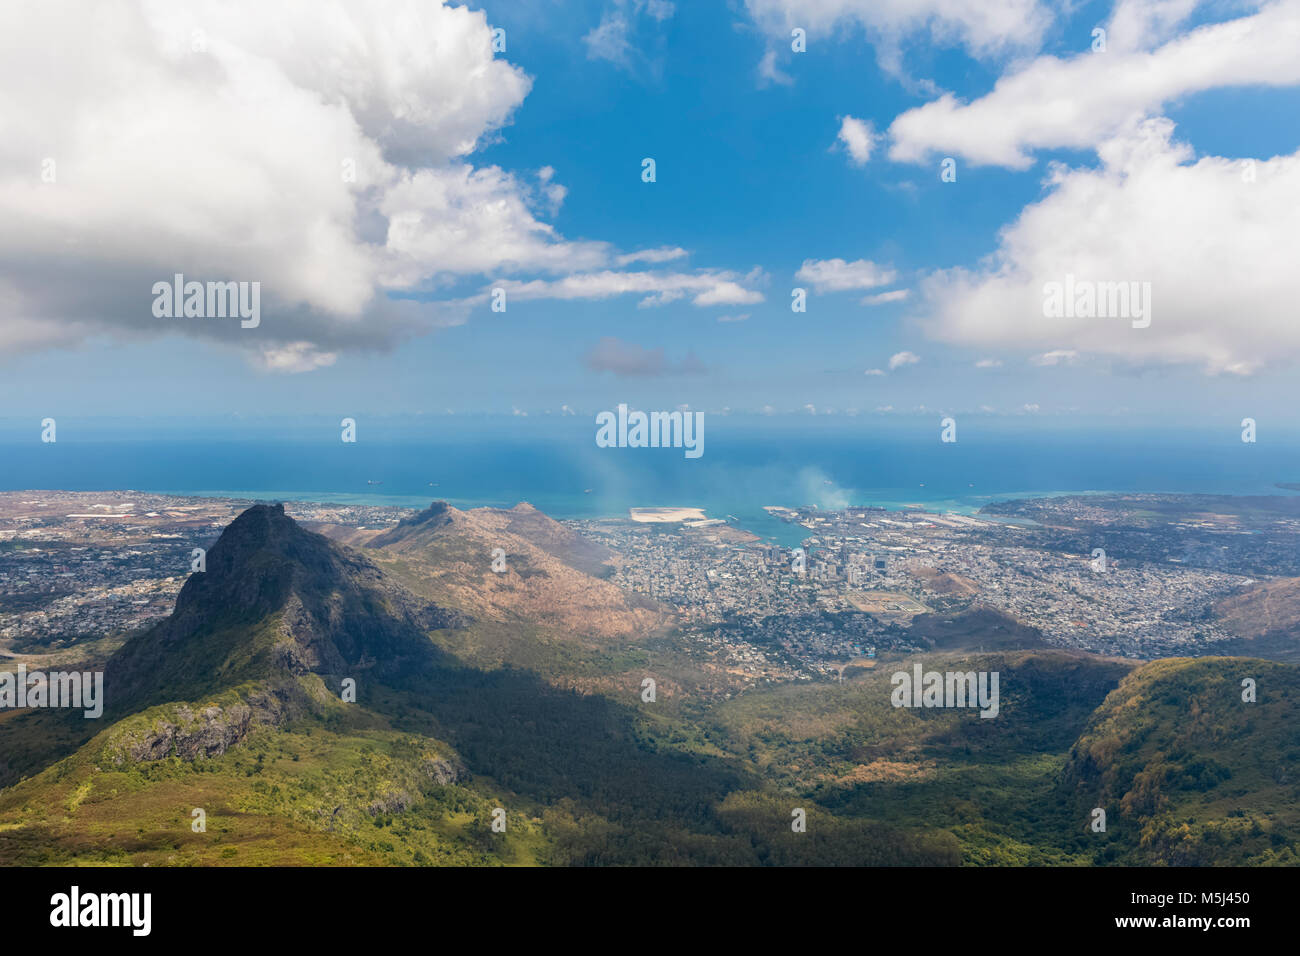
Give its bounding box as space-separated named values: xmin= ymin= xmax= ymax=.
xmin=1 ymin=504 xmax=1296 ymax=866
xmin=1061 ymin=657 xmax=1300 ymax=864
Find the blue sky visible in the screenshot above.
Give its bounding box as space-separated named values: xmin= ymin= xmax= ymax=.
xmin=2 ymin=0 xmax=1299 ymax=432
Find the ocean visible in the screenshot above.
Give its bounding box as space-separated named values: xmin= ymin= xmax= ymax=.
xmin=2 ymin=419 xmax=1297 ymax=548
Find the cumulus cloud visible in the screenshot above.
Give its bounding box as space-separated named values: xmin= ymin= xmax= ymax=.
xmin=888 ymin=0 xmax=1300 ymax=168
xmin=916 ymin=118 xmax=1300 ymax=375
xmin=888 ymin=350 xmax=920 ymax=369
xmin=795 ymin=258 xmax=897 ymax=293
xmin=381 ymin=165 xmax=611 ymax=283
xmin=0 ymin=1 xmax=530 ymax=361
xmin=835 ymin=116 xmax=876 ymax=166
xmin=0 ymin=0 xmax=739 ymax=370
xmin=254 ymin=342 xmax=340 ymax=374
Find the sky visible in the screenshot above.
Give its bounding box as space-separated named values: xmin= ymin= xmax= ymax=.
xmin=2 ymin=0 xmax=1299 ymax=433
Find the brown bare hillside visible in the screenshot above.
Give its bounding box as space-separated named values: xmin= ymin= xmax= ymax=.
xmin=1212 ymin=578 xmax=1300 ymax=660
xmin=1216 ymin=577 xmax=1300 ymax=638
xmin=343 ymin=501 xmax=667 ymax=641
xmin=910 ymin=566 xmax=979 ymax=596
xmin=491 ymin=502 xmax=615 ymax=577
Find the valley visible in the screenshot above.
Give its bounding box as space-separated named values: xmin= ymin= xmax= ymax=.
xmin=0 ymin=491 xmax=1297 ymax=866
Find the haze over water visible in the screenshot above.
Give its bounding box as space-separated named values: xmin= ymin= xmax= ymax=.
xmin=4 ymin=419 xmax=1297 ymax=547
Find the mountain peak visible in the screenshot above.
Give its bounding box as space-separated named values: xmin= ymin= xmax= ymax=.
xmin=106 ymin=504 xmax=442 ymax=713
xmin=368 ymin=500 xmax=468 ymax=547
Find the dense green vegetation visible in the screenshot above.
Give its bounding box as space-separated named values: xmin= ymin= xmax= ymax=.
xmin=7 ymin=643 xmax=1294 ymax=865
xmin=3 ymin=504 xmax=1296 ymax=866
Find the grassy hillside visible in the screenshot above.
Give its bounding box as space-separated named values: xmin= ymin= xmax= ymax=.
xmin=0 ymin=680 xmax=544 ymax=866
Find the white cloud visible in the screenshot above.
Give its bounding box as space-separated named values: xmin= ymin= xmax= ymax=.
xmin=1030 ymin=349 xmax=1081 ymax=367
xmin=795 ymin=258 xmax=897 ymax=292
xmin=382 ymin=165 xmax=611 ymax=282
xmin=717 ymin=313 xmax=751 ymax=322
xmin=0 ymin=0 xmax=529 ymax=363
xmin=497 ymin=270 xmax=765 ymax=307
xmin=888 ymin=350 xmax=920 ymax=369
xmin=861 ymin=289 xmax=910 ymax=305
xmin=535 ymin=167 xmax=567 ymax=215
xmin=583 ymin=1 xmax=675 ymax=74
xmin=744 ymin=0 xmax=1051 ymax=62
xmin=757 ymin=49 xmax=794 ymax=86
xmin=974 ymin=357 xmax=1003 ymax=368
xmin=255 ymin=342 xmax=339 ymax=374
xmin=614 ymin=246 xmax=689 ymax=266
xmin=863 ymin=368 xmax=885 ymax=376
xmin=888 ymin=0 xmax=1300 ymax=168
xmin=916 ymin=118 xmax=1300 ymax=375
xmin=1106 ymin=0 xmax=1202 ymax=51
xmin=583 ymin=14 xmax=634 ymax=65
xmin=836 ymin=116 xmax=876 ymax=166
xmin=0 ymin=0 xmax=740 ymax=370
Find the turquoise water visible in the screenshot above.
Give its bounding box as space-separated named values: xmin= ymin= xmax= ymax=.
xmin=4 ymin=422 xmax=1295 ymax=549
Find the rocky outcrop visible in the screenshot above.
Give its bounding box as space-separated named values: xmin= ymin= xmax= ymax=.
xmin=422 ymin=756 xmax=464 ymax=786
xmin=414 ymin=603 xmax=473 ymax=631
xmin=365 ymin=758 xmax=465 ymax=815
xmin=107 ymin=687 xmax=291 ymax=765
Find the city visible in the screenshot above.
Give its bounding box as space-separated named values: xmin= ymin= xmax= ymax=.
xmin=4 ymin=490 xmax=1285 ymax=685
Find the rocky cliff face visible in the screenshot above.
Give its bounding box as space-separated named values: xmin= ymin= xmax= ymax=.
xmin=111 ymin=700 xmax=268 ymax=763
xmin=105 ymin=503 xmax=455 ymax=714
